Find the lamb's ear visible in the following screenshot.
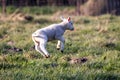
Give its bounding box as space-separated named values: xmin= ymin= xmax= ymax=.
xmin=67 ymin=17 xmax=71 ymax=21
xmin=60 ymin=16 xmax=64 ymax=21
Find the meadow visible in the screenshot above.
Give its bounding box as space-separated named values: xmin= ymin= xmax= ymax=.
xmin=0 ymin=6 xmax=120 ymax=80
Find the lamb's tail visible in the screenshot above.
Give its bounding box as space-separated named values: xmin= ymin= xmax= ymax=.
xmin=32 ymin=34 xmax=39 ymax=45
xmin=32 ymin=32 xmax=38 ymax=37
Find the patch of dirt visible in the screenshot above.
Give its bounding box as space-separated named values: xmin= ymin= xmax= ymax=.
xmin=6 ymin=41 xmax=23 ymax=52
xmin=8 ymin=13 xmax=33 ymax=22
xmin=104 ymin=42 xmax=116 ymax=48
xmin=0 ymin=9 xmax=33 ymax=22
xmin=7 ymin=41 xmax=15 ymax=46
xmin=62 ymin=56 xmax=88 ymax=64
xmin=24 ymin=53 xmax=39 ymax=59
xmin=8 ymin=47 xmax=23 ymax=52
xmin=24 ymin=15 xmax=33 ymax=21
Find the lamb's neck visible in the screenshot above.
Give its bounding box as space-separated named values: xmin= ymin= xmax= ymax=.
xmin=59 ymin=22 xmax=67 ymax=32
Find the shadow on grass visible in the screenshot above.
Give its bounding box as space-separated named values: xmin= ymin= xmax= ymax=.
xmin=95 ymin=73 xmax=120 ymax=80
xmin=0 ymin=62 xmax=21 ymax=69
xmin=33 ymin=18 xmax=55 ymax=24
xmin=103 ymin=42 xmax=120 ymax=51
xmin=0 ymin=55 xmax=28 ymax=70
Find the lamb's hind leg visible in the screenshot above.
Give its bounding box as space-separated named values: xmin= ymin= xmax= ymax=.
xmin=39 ymin=39 xmax=50 ymax=58
xmin=35 ymin=43 xmax=47 ymax=57
xmin=32 ymin=36 xmax=50 ymax=58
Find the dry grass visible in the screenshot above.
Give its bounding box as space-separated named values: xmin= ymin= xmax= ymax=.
xmin=80 ymin=0 xmax=107 ymax=16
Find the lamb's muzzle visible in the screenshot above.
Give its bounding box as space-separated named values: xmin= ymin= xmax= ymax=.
xmin=70 ymin=28 xmax=74 ymax=31
xmin=32 ymin=16 xmax=74 ymax=58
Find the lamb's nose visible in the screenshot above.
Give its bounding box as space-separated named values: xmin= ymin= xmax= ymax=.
xmin=71 ymin=28 xmax=74 ymax=31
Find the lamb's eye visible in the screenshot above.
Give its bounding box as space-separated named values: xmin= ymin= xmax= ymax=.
xmin=70 ymin=22 xmax=73 ymax=25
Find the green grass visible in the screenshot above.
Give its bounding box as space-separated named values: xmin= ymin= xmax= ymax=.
xmin=0 ymin=10 xmax=120 ymax=80
xmin=0 ymin=6 xmax=75 ymax=15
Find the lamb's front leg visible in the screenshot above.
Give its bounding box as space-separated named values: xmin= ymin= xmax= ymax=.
xmin=56 ymin=40 xmax=61 ymax=50
xmin=56 ymin=36 xmax=65 ymax=53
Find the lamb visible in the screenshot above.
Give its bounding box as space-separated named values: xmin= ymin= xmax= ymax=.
xmin=32 ymin=16 xmax=74 ymax=58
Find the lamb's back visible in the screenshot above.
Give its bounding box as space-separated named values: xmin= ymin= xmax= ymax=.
xmin=33 ymin=24 xmax=64 ymax=41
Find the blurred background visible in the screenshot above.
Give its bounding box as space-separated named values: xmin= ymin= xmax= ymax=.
xmin=0 ymin=1 xmax=120 ymax=80
xmin=0 ymin=0 xmax=120 ymax=16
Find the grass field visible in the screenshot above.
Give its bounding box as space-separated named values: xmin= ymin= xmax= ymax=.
xmin=0 ymin=7 xmax=120 ymax=80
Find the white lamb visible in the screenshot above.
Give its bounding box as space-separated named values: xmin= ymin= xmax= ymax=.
xmin=32 ymin=16 xmax=74 ymax=58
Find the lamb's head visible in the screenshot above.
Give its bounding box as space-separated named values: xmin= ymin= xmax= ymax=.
xmin=60 ymin=16 xmax=74 ymax=31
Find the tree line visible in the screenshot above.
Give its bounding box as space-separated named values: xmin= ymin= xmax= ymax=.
xmin=1 ymin=0 xmax=120 ymax=16
xmin=0 ymin=0 xmax=77 ymax=6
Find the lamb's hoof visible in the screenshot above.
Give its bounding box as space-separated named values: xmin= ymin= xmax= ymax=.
xmin=57 ymin=48 xmax=60 ymax=50
xmin=61 ymin=50 xmax=64 ymax=53
xmin=45 ymin=55 xmax=50 ymax=58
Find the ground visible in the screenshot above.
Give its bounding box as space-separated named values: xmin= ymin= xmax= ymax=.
xmin=0 ymin=6 xmax=120 ymax=80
